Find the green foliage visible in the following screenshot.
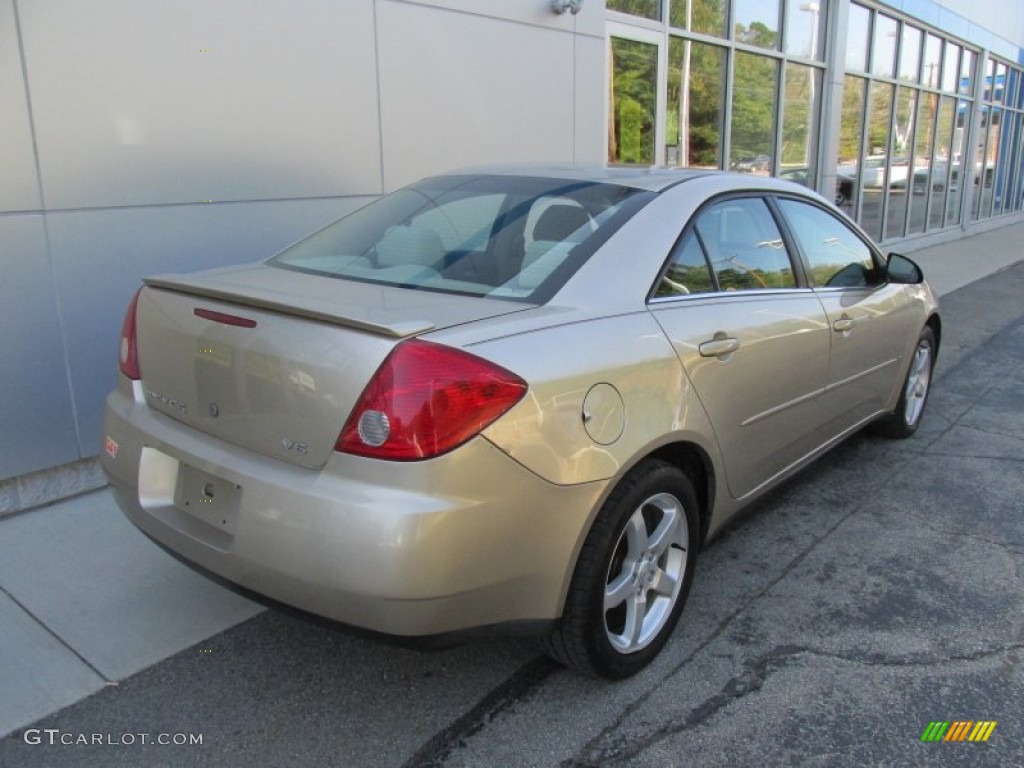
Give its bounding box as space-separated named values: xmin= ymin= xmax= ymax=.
xmin=669 ymin=38 xmax=726 ymax=167
xmin=782 ymin=64 xmax=814 ymax=166
xmin=731 ymin=47 xmax=778 ymax=161
xmin=611 ymin=38 xmax=657 ymax=163
xmin=669 ymin=0 xmax=726 ymax=37
xmin=839 ymin=76 xmax=866 ymax=162
xmin=607 ymin=0 xmax=660 ymax=20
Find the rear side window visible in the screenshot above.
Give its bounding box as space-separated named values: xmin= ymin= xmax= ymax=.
xmin=694 ymin=198 xmax=796 ymax=291
xmin=654 ymin=232 xmax=715 ymax=297
xmin=776 ymin=199 xmax=879 ymax=288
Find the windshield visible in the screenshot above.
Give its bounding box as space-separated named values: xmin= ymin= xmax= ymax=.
xmin=269 ymin=175 xmax=653 ymax=302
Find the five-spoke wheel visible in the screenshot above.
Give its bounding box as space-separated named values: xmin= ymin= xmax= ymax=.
xmin=544 ymin=460 xmax=699 ymax=679
xmin=877 ymin=324 xmax=937 ymax=438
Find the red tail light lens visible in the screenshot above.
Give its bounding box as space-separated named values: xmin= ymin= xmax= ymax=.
xmin=118 ymin=288 xmax=143 ymax=380
xmin=337 ymin=339 xmax=527 ymax=461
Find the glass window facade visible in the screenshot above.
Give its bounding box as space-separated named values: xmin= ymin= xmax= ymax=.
xmin=607 ymin=0 xmax=1024 ymax=242
xmin=608 ymin=36 xmax=659 ymax=165
xmin=667 ymin=38 xmax=726 ymax=168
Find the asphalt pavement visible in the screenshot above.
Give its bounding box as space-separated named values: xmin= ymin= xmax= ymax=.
xmin=1 ymin=224 xmax=1022 ymax=766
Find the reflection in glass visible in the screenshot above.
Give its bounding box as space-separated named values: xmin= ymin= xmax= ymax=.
xmin=922 ymin=34 xmax=942 ymax=88
xmin=908 ymin=92 xmax=938 ymax=235
xmin=784 ymin=0 xmax=824 ymax=60
xmin=777 ymin=199 xmax=874 ymax=287
xmin=994 ymin=109 xmax=1017 ymax=215
xmin=667 ymin=38 xmax=726 ymax=168
xmin=970 ymin=86 xmax=992 ymax=221
xmin=1010 ymin=114 xmax=1024 ymax=211
xmin=974 ymin=106 xmax=1002 ymax=219
xmin=942 ymin=43 xmax=961 ymax=93
xmin=607 ymin=0 xmax=661 ymax=20
xmin=670 ymin=0 xmax=728 ymax=38
xmin=781 ymin=63 xmax=820 ymax=179
xmin=863 ymin=81 xmax=894 ymax=240
xmin=935 ymin=97 xmax=960 ymax=228
xmin=994 ymin=62 xmax=1008 ymax=104
xmin=1005 ymin=68 xmax=1020 ymax=110
xmin=982 ymin=58 xmax=996 ymax=101
xmin=733 ymin=0 xmax=780 ymax=50
xmin=655 ymin=233 xmax=714 ymax=296
xmin=960 ymin=50 xmax=976 ymax=95
xmin=886 ymin=86 xmax=917 ymax=239
xmin=872 ymin=15 xmax=898 ymax=78
xmin=899 ymin=25 xmax=921 ymax=83
xmin=838 ymin=75 xmax=867 ymax=216
xmin=846 ymin=3 xmax=870 ymax=73
xmin=730 ymin=52 xmax=779 ymax=173
xmin=608 ymin=37 xmax=658 ymax=165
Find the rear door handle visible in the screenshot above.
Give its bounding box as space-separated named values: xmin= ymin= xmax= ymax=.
xmin=832 ymin=317 xmax=854 ymax=332
xmin=699 ymin=337 xmax=740 ymax=358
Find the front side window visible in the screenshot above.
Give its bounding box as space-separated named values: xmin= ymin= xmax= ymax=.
xmin=777 ymin=198 xmax=878 ymax=287
xmin=694 ymin=198 xmax=796 ymax=290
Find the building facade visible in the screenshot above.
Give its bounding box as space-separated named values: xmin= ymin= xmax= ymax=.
xmin=2 ymin=0 xmax=1022 ymax=508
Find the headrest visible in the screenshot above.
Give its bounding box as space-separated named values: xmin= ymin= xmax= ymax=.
xmin=376 ymin=225 xmax=444 ymax=268
xmin=532 ymin=205 xmax=592 ymax=243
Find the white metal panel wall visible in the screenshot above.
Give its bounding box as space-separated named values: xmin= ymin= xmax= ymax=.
xmin=18 ymin=0 xmax=382 ymax=208
xmin=0 ymin=0 xmax=40 ymax=211
xmin=0 ymin=216 xmax=80 ymax=476
xmin=0 ymin=0 xmax=606 ymax=482
xmin=376 ymin=1 xmax=603 ymax=189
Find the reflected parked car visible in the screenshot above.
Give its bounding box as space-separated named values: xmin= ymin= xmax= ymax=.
xmin=779 ymin=167 xmax=856 ymax=207
xmin=102 ymin=167 xmax=940 ymax=679
xmin=912 ymin=160 xmax=961 ymax=195
xmin=731 ymin=154 xmax=771 ymax=172
xmin=855 ymin=155 xmax=910 ymax=189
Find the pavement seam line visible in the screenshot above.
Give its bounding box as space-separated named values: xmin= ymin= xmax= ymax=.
xmin=565 ymin=640 xmax=1024 ymax=767
xmin=400 ymin=655 xmax=560 ymax=768
xmin=0 ymin=583 xmax=111 ymax=684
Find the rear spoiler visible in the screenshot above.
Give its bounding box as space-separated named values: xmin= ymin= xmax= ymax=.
xmin=144 ymin=275 xmax=435 ymax=338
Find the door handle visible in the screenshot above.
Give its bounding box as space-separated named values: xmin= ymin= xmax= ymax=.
xmin=832 ymin=317 xmax=854 ymax=332
xmin=699 ymin=337 xmax=740 ymax=358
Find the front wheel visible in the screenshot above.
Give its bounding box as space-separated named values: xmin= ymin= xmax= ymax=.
xmin=876 ymin=325 xmax=936 ymax=438
xmin=543 ymin=460 xmax=700 ymax=679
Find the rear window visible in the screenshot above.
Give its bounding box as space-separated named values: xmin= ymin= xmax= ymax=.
xmin=269 ymin=175 xmax=653 ymax=302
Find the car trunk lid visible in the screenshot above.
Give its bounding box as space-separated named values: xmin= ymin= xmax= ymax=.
xmin=134 ymin=263 xmax=528 ymax=468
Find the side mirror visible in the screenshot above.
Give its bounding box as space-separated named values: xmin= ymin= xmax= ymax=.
xmin=886 ymin=253 xmax=924 ymax=285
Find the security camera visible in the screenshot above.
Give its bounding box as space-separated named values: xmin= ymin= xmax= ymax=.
xmin=551 ymin=0 xmax=584 ymax=14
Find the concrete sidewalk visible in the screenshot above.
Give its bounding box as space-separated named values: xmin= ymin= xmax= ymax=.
xmin=1 ymin=222 xmax=1022 ymax=740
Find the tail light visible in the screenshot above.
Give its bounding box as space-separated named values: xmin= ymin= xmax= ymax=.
xmin=336 ymin=339 xmax=527 ymax=461
xmin=118 ymin=288 xmax=142 ymax=380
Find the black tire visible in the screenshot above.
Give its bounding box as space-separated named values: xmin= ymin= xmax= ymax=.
xmin=543 ymin=459 xmax=700 ymax=679
xmin=876 ymin=325 xmax=936 ymax=439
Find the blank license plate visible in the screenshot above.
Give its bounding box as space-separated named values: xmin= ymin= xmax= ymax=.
xmin=174 ymin=464 xmax=241 ymax=536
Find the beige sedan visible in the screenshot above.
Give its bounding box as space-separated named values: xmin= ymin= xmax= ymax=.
xmin=101 ymin=167 xmax=939 ymax=679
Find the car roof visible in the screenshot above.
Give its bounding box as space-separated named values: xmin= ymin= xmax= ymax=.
xmin=439 ymin=164 xmax=722 ymax=192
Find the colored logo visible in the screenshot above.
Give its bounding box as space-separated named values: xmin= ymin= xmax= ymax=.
xmin=921 ymin=721 xmax=997 ymax=742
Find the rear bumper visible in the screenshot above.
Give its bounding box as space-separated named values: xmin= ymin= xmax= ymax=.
xmin=101 ymin=379 xmax=606 ymax=636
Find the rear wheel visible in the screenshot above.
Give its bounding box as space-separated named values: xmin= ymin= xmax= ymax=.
xmin=544 ymin=460 xmax=700 ymax=679
xmin=877 ymin=325 xmax=936 ymax=438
